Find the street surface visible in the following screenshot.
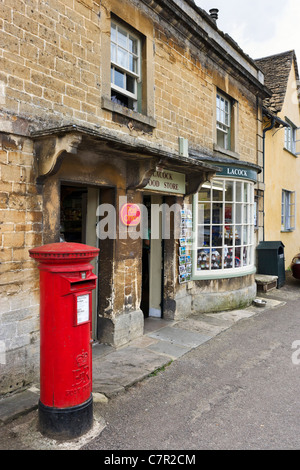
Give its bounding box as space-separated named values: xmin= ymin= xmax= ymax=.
xmin=1 ymin=277 xmax=300 ymax=451
xmin=82 ymin=294 xmax=300 ymax=450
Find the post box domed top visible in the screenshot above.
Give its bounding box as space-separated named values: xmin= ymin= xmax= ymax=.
xmin=29 ymin=242 xmax=99 ymax=265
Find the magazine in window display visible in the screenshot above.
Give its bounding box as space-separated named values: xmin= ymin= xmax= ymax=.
xmin=179 ymin=256 xmax=186 ymax=266
xmin=178 ymin=204 xmax=193 ymax=283
xmin=179 ymin=265 xmax=186 ymax=274
xmin=179 ymin=246 xmax=186 ymax=256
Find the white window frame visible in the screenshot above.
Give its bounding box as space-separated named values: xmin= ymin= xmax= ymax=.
xmin=111 ymin=20 xmax=141 ymax=111
xmin=192 ymin=178 xmax=255 ymax=279
xmin=281 ymin=189 xmax=296 ymax=231
xmin=284 ymin=119 xmax=297 ymax=154
xmin=216 ymin=92 xmax=231 ymax=150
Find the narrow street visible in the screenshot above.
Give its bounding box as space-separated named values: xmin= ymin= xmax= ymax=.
xmin=82 ymin=282 xmax=300 ymax=451
xmin=1 ymin=275 xmax=300 ymax=451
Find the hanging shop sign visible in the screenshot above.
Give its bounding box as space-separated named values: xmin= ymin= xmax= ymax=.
xmin=144 ymin=170 xmax=186 ymax=194
xmin=216 ymin=165 xmax=257 ymax=182
xmin=120 ymin=203 xmax=141 ymax=226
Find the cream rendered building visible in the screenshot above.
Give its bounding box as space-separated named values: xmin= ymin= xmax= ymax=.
xmin=255 ymin=51 xmax=300 ymax=270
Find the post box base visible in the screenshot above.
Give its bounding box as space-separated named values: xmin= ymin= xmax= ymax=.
xmin=38 ymin=395 xmax=93 ymax=440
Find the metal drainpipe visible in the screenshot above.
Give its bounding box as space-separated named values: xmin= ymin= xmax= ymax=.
xmin=262 ymin=117 xmax=275 ymax=241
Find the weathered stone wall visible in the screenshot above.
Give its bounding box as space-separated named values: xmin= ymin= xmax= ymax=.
xmin=0 ymin=0 xmax=260 ymax=161
xmin=0 ymin=0 xmax=264 ymax=394
xmin=0 ymin=134 xmax=41 ymax=394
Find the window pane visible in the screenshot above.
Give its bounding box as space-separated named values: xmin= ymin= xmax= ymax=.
xmin=114 ymin=68 xmax=125 ymax=88
xmin=117 ymin=47 xmax=128 ymax=69
xmin=199 ymin=185 xmax=210 ymax=201
xmin=126 ymin=74 xmax=135 ymax=94
xmin=225 ymin=204 xmax=233 ymax=223
xmin=111 ymin=23 xmax=117 ymax=41
xmin=111 ymin=43 xmax=116 ymax=62
xmin=235 ymin=247 xmax=242 ymax=267
xmin=235 ymin=225 xmax=242 ymax=244
xmin=198 ymin=226 xmax=210 ymax=247
xmin=111 ymin=90 xmax=128 ymax=107
xmin=197 ymin=249 xmax=210 ymax=270
xmin=243 ymin=226 xmax=249 ymax=244
xmin=213 ymin=181 xmax=224 ymax=201
xmin=236 ymin=203 xmax=242 ymax=224
xmin=217 ymin=129 xmax=226 ymax=148
xmin=117 ymin=27 xmax=128 ymax=48
xmin=198 ymin=203 xmax=210 ymax=224
xmin=211 ymin=249 xmax=222 ymax=269
xmin=236 ymin=182 xmax=242 ymax=202
xmin=244 ymin=183 xmax=250 ymax=202
xmin=224 ymin=247 xmax=234 ymax=269
xmin=129 ymin=35 xmax=137 ymax=54
xmin=129 ymin=55 xmax=138 ymax=74
xmin=212 ymin=203 xmax=223 ymax=224
xmin=225 ymin=181 xmax=234 ymax=201
xmin=244 ymin=205 xmax=249 ymax=223
xmin=212 ymin=226 xmax=222 ymax=246
xmin=224 ymin=227 xmax=234 ymax=246
xmin=243 ymin=246 xmax=250 ymax=266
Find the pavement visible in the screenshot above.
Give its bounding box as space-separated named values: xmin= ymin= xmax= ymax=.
xmin=1 ymin=271 xmax=300 ymax=438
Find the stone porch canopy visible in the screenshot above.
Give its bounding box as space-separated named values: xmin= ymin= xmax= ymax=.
xmin=32 ymin=124 xmax=219 ymax=196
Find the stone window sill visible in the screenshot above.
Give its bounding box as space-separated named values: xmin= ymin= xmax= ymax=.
xmin=101 ymin=97 xmax=157 ymax=128
xmin=213 ymin=144 xmax=240 ymax=160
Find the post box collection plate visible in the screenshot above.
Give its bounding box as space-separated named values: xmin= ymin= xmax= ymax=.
xmin=76 ymin=293 xmax=90 ymax=325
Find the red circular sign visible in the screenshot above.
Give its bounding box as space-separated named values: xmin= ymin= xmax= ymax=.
xmin=120 ymin=204 xmax=141 ymax=226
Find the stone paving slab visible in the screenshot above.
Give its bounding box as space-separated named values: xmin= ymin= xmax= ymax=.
xmin=147 ymin=325 xmax=212 ymax=348
xmin=0 ymin=390 xmax=38 ymax=425
xmin=176 ymin=317 xmax=228 ymax=336
xmin=146 ymin=340 xmax=190 ymax=359
xmin=92 ymin=347 xmax=171 ymax=397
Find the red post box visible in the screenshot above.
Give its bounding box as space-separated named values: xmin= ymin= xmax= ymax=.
xmin=29 ymin=242 xmax=99 ymax=439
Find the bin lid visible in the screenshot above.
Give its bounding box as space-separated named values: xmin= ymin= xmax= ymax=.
xmin=29 ymin=242 xmax=99 ymax=264
xmin=257 ymin=241 xmax=285 ymax=250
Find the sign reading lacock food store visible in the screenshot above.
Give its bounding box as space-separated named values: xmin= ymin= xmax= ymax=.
xmin=145 ymin=170 xmax=186 ymax=194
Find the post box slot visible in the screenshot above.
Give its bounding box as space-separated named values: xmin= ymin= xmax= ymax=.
xmin=69 ymin=280 xmax=96 ymax=291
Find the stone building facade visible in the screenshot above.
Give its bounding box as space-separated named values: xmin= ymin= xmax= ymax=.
xmin=0 ymin=0 xmax=269 ymax=396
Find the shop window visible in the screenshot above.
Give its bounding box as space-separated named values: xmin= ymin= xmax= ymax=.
xmin=193 ymin=178 xmax=255 ymax=277
xmin=111 ymin=20 xmax=141 ymax=112
xmin=281 ymin=189 xmax=296 ymax=231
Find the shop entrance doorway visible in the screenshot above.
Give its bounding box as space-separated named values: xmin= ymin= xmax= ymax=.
xmin=141 ymin=194 xmax=164 ymax=318
xmin=60 ymin=184 xmax=99 ymax=339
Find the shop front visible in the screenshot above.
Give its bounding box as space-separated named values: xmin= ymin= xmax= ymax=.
xmin=187 ymin=163 xmax=259 ymax=314
xmin=33 ymin=126 xmax=217 ymax=346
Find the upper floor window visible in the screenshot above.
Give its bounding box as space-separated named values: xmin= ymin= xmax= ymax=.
xmin=111 ymin=21 xmax=141 ymax=112
xmin=281 ymin=189 xmax=296 ymax=231
xmin=284 ymin=120 xmax=297 ymax=154
xmin=216 ymin=92 xmax=231 ymax=150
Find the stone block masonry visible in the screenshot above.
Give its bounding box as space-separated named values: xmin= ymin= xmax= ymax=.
xmin=0 ymin=133 xmax=42 ymax=395
xmin=0 ymin=0 xmax=267 ymax=396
